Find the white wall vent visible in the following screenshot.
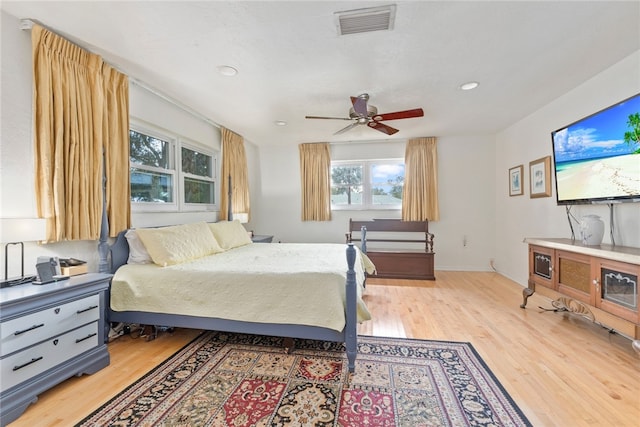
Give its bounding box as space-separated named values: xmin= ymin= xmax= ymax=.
xmin=335 ymin=4 xmax=396 ymax=36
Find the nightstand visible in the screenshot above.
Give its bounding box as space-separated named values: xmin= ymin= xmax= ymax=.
xmin=251 ymin=234 xmax=274 ymax=243
xmin=0 ymin=273 xmax=111 ymax=425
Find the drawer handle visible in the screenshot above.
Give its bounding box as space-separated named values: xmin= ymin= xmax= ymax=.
xmin=14 ymin=323 xmax=45 ymax=336
xmin=13 ymin=356 xmax=44 ymax=371
xmin=77 ymin=305 xmax=98 ymax=314
xmin=76 ymin=332 xmax=97 ymax=343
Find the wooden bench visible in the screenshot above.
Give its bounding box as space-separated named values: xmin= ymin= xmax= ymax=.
xmin=346 ymin=218 xmax=435 ymax=280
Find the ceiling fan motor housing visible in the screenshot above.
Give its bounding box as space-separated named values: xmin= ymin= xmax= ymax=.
xmin=349 ymin=105 xmax=377 ymax=121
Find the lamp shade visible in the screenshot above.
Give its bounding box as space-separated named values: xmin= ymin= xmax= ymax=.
xmin=233 ymin=213 xmax=249 ymax=224
xmin=0 ymin=218 xmax=47 ymax=243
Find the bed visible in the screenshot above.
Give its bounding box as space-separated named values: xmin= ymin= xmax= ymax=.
xmin=107 ymin=221 xmax=373 ymax=372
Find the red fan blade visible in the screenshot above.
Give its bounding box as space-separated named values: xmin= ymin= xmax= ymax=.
xmin=350 ymin=96 xmax=368 ymax=116
xmin=334 ymin=122 xmax=360 ymax=135
xmin=373 ymin=108 xmax=424 ymax=121
xmin=367 ymin=121 xmax=399 ymax=135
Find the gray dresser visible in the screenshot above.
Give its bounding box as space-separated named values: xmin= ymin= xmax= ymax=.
xmin=0 ymin=273 xmax=111 ymax=425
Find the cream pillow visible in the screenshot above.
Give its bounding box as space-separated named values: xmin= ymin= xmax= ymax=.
xmin=208 ymin=220 xmax=253 ymax=250
xmin=125 ymin=229 xmax=153 ymax=264
xmin=135 ymin=222 xmax=224 ymax=267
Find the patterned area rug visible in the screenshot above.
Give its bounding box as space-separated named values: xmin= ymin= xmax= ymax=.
xmin=77 ymin=332 xmax=531 ymax=426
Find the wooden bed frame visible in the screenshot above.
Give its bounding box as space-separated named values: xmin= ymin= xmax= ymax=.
xmin=107 ymin=230 xmax=361 ymax=372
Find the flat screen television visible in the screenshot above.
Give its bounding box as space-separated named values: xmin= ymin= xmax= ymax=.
xmin=551 ymin=93 xmax=640 ymax=205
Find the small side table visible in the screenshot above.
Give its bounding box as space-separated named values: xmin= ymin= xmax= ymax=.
xmin=252 ymin=234 xmax=274 ymax=243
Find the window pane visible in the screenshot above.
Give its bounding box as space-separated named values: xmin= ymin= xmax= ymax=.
xmin=371 ymin=163 xmax=404 ymax=205
xmin=331 ymin=165 xmax=363 ymax=205
xmin=184 ymin=177 xmax=214 ymax=204
xmin=130 ymin=130 xmax=171 ymax=168
xmin=182 ymin=147 xmax=212 ymax=178
xmin=331 ymin=186 xmax=363 ymax=205
xmin=130 ymin=168 xmax=173 ymax=202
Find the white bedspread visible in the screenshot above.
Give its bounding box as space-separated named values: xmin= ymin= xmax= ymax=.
xmin=110 ymin=243 xmax=373 ymax=332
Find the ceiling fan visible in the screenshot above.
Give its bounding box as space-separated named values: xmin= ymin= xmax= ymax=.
xmin=305 ymin=94 xmax=424 ymax=135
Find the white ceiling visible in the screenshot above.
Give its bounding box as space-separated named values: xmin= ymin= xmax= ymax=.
xmin=2 ymin=1 xmax=639 ymax=147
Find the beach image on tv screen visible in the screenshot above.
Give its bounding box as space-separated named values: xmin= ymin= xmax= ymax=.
xmin=552 ymin=95 xmax=640 ymax=202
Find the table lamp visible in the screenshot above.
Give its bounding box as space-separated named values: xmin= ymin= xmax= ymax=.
xmin=1 ymin=218 xmax=46 ymax=288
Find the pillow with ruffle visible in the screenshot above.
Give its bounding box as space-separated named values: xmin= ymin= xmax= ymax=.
xmin=125 ymin=229 xmax=153 ymax=265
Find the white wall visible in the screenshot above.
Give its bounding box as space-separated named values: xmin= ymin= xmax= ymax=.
xmin=495 ymin=50 xmax=640 ymax=285
xmin=251 ymin=135 xmax=497 ymax=271
xmin=1 ymin=12 xmax=34 ymax=220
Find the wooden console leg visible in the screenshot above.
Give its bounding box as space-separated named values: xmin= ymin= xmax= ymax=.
xmin=633 ymin=340 xmax=640 ymax=356
xmin=520 ymin=287 xmax=535 ymax=309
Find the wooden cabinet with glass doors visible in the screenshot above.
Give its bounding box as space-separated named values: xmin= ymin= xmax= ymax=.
xmin=523 ymin=238 xmax=639 ymax=351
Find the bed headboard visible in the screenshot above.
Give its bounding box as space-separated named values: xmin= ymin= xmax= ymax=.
xmin=109 ymin=229 xmax=130 ymax=274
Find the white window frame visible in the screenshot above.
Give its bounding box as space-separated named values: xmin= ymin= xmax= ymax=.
xmin=331 ymin=158 xmax=404 ymax=211
xmin=179 ymin=139 xmax=216 ymax=212
xmin=130 ymin=120 xmax=218 ymax=213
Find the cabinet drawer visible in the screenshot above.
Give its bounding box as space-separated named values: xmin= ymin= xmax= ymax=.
xmin=0 ymin=294 xmax=100 ymax=357
xmin=1 ymin=321 xmax=99 ymax=391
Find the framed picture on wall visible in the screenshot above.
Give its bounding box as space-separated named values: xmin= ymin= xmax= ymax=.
xmin=529 ymin=156 xmax=551 ymax=198
xmin=509 ymin=165 xmax=524 ymax=196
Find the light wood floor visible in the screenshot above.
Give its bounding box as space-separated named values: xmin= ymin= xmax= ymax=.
xmin=8 ymin=271 xmax=640 ymax=426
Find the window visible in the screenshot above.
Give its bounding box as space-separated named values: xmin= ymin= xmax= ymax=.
xmin=181 ymin=145 xmax=214 ymax=205
xmin=331 ymin=160 xmax=404 ymax=210
xmin=130 ymin=129 xmax=174 ymax=204
xmin=129 ymin=123 xmax=217 ymax=212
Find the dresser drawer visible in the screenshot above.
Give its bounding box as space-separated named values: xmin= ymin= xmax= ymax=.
xmin=0 ymin=294 xmax=100 ymax=357
xmin=1 ymin=321 xmax=99 ymax=391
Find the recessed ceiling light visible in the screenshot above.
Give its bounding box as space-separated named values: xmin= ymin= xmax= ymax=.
xmin=217 ymin=65 xmax=238 ymax=76
xmin=460 ymin=81 xmax=479 ymax=91
xmin=274 ymin=120 xmax=287 ymax=126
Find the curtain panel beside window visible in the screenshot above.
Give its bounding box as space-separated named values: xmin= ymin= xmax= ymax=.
xmin=220 ymin=127 xmax=250 ymax=221
xmin=299 ymin=143 xmax=331 ymax=221
xmin=32 ymin=24 xmax=130 ymax=242
xmin=102 ymin=65 xmax=131 ymax=236
xmin=402 ymin=137 xmax=440 ymax=221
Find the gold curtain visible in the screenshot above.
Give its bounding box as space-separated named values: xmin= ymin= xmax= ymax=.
xmin=32 ymin=24 xmax=130 ymax=242
xmin=299 ymin=143 xmax=331 ymax=221
xmin=220 ymin=127 xmax=250 ymax=221
xmin=101 ymin=64 xmax=131 ymax=236
xmin=402 ymin=137 xmax=440 ymax=221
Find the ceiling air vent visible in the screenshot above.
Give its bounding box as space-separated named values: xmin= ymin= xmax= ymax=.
xmin=335 ymin=4 xmax=396 ymax=36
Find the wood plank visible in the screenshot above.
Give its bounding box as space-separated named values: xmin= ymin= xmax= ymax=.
xmin=8 ymin=272 xmax=640 ymax=426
